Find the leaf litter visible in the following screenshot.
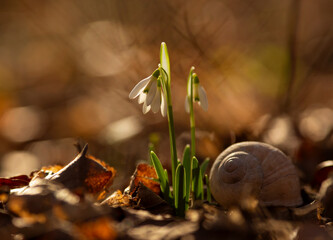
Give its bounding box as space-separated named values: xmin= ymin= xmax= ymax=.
xmin=0 ymin=144 xmax=332 ymax=239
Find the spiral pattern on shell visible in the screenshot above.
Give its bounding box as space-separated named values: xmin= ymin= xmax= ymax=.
xmin=209 ymin=141 xmax=303 ymax=207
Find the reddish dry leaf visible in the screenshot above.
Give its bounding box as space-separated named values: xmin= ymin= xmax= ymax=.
xmin=0 ymin=175 xmax=31 ymax=189
xmin=85 ymin=172 xmax=114 ymax=194
xmin=129 ymin=163 xmax=160 ymax=195
xmin=47 ymin=144 xmax=116 ymax=197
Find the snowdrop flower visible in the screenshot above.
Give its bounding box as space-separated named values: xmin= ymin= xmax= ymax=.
xmin=129 ymin=69 xmax=167 ymax=117
xmin=185 ymin=73 xmax=208 ymax=113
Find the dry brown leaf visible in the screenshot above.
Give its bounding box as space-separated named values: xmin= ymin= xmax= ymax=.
xmin=103 ymin=190 xmax=131 ymax=208
xmin=0 ymin=175 xmax=31 ymax=189
xmin=129 ymin=163 xmax=160 ymax=195
xmin=131 ymin=183 xmax=174 ymax=214
xmin=47 ymin=144 xmax=116 ymax=197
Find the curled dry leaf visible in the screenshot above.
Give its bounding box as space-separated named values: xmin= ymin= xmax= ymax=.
xmin=128 ymin=163 xmax=160 ymax=195
xmin=103 ymin=164 xmax=173 ymax=214
xmin=131 ymin=182 xmax=173 ymax=214
xmin=46 ymin=144 xmax=116 ymax=198
xmin=0 ymin=175 xmax=31 ymax=189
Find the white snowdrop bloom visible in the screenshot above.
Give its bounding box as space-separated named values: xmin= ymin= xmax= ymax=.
xmin=129 ymin=69 xmax=167 ymax=117
xmin=185 ymin=73 xmax=208 ymax=113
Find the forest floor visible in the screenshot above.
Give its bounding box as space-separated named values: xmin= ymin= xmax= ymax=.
xmin=0 ymin=143 xmax=332 ymax=240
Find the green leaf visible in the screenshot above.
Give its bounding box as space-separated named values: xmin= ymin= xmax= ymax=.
xmin=164 ymin=169 xmax=173 ymax=199
xmin=174 ymin=161 xmax=181 ymax=206
xmin=196 ymin=169 xmax=204 ymax=200
xmin=182 ymin=145 xmax=191 ymax=210
xmin=174 ymin=164 xmax=186 ymax=217
xmin=160 ymin=42 xmax=170 ymax=84
xmin=192 ymin=157 xmax=198 ymax=192
xmin=200 ymin=158 xmax=210 ymax=176
xmin=205 ymin=174 xmax=212 ymax=202
xmin=150 ymin=151 xmax=171 ymax=203
xmin=192 ymin=157 xmax=204 ymax=200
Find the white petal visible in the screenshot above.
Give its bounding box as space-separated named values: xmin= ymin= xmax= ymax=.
xmin=187 ymin=76 xmax=192 ymax=97
xmin=129 ymin=76 xmax=151 ymax=99
xmin=198 ymin=85 xmax=208 ymax=111
xmin=138 ymin=92 xmax=146 ymax=104
xmin=161 ymin=94 xmax=167 ymax=117
xmin=146 ymin=80 xmax=157 ymax=106
xmin=151 ymin=89 xmax=161 ymax=113
xmin=185 ymin=97 xmax=190 ymax=113
xmin=142 ymin=101 xmax=151 ymax=114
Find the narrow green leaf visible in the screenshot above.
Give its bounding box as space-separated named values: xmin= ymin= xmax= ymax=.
xmin=164 ymin=169 xmax=173 ymax=199
xmin=200 ymin=158 xmax=210 ymax=176
xmin=192 ymin=157 xmax=204 ymax=200
xmin=160 ymin=42 xmax=170 ymax=83
xmin=150 ymin=151 xmax=171 ymax=203
xmin=174 ymin=164 xmax=186 ymax=217
xmin=197 ymin=167 xmax=204 ymax=200
xmin=192 ymin=157 xmax=199 ymax=192
xmin=174 ymin=162 xmax=181 ymax=208
xmin=182 ymin=145 xmax=191 ymax=210
xmin=205 ymin=174 xmax=212 ymax=202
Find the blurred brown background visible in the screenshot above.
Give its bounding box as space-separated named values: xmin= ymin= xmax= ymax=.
xmin=0 ymin=0 xmax=333 ymax=189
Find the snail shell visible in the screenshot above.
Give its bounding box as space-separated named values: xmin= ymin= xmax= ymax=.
xmin=209 ymin=141 xmax=303 ymax=207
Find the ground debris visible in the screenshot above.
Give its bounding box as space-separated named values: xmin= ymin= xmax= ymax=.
xmin=0 ymin=145 xmax=332 ymax=239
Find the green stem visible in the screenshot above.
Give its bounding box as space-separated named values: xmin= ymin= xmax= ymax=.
xmin=189 ymin=70 xmax=196 ymax=158
xmin=190 ymin=105 xmax=195 ymax=158
xmin=159 ymin=63 xmax=178 ymax=192
xmin=187 ymin=68 xmax=195 ymax=205
xmin=189 ymin=101 xmax=195 ymax=203
xmin=166 ymin=96 xmax=178 ymax=189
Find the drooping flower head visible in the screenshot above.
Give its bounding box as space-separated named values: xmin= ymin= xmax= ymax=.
xmin=185 ymin=72 xmax=208 ymax=113
xmin=129 ymin=68 xmax=167 ymax=117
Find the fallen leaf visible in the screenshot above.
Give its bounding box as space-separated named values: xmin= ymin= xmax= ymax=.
xmin=0 ymin=175 xmax=31 ymax=189
xmin=102 ymin=190 xmax=131 ymax=208
xmin=47 ymin=144 xmax=116 ymax=198
xmin=131 ymin=183 xmax=173 ymax=215
xmin=128 ymin=163 xmax=160 ymax=195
